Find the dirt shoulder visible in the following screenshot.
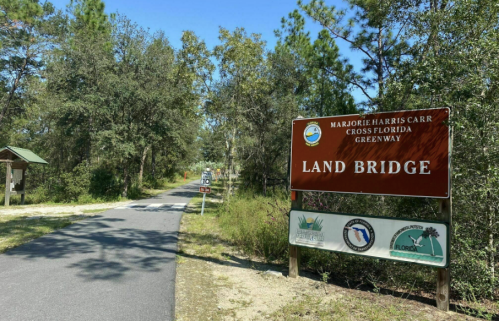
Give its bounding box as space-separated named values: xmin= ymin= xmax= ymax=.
xmin=175 ymin=199 xmax=477 ymax=321
xmin=0 ymin=201 xmax=131 ymax=216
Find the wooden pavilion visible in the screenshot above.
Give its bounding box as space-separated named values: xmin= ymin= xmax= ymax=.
xmin=0 ymin=146 xmax=48 ymax=206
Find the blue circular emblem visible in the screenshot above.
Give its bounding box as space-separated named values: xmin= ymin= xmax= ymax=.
xmin=304 ymin=123 xmax=322 ymax=146
xmin=343 ymin=219 xmax=375 ymax=252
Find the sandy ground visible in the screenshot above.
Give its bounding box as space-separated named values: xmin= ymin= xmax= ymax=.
xmin=175 ymin=207 xmax=480 ymax=321
xmin=176 ymin=247 xmax=476 ymax=321
xmin=0 ymin=201 xmax=132 ymax=216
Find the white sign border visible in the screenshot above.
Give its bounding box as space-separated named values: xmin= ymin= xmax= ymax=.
xmin=288 ymin=210 xmax=450 ymax=268
xmin=289 ymin=107 xmax=451 ymax=199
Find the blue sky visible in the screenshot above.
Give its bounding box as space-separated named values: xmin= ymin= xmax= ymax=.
xmin=48 ymin=0 xmax=368 ymax=102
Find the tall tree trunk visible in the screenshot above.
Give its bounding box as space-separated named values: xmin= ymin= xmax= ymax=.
xmin=87 ymin=115 xmax=93 ymax=165
xmin=377 ymin=26 xmax=384 ymax=111
xmin=151 ymin=146 xmax=156 ymax=179
xmin=139 ymin=145 xmax=150 ymax=187
xmin=262 ymin=133 xmax=267 ymax=196
xmin=227 ymin=128 xmax=236 ymax=197
xmin=122 ymin=163 xmax=129 ymax=198
xmin=483 ymin=134 xmax=495 ymax=292
xmin=488 ymin=202 xmax=495 ymax=293
xmin=0 ymin=56 xmax=28 ymax=126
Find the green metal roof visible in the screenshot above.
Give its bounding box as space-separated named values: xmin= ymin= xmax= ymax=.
xmin=0 ymin=146 xmax=48 ymax=164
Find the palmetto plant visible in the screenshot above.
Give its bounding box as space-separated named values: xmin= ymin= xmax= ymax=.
xmin=421 ymin=227 xmax=440 ymax=256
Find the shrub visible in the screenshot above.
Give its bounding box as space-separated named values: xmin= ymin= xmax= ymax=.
xmin=217 ymin=186 xmax=499 ymax=301
xmin=59 ymin=162 xmax=91 ymax=202
xmin=90 ymin=165 xmax=121 ymax=199
xmin=218 ymin=193 xmax=290 ymax=262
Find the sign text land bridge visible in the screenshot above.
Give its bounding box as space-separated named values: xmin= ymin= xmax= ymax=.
xmin=290 ymin=108 xmax=450 ymax=198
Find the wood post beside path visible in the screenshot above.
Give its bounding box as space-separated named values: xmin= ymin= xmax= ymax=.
xmin=437 ymin=196 xmax=452 ymax=311
xmin=5 ymin=161 xmax=11 ymax=207
xmin=21 ymin=168 xmax=26 ymax=205
xmin=289 ymin=191 xmax=302 ymax=278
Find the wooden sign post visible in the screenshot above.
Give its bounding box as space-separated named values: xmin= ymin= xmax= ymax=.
xmin=0 ymin=146 xmax=48 ymax=206
xmin=4 ymin=161 xmax=11 ymax=207
xmin=288 ymin=108 xmax=452 ymax=311
xmin=437 ymin=197 xmax=451 ymax=311
xmin=289 ymin=191 xmax=302 ymax=278
xmin=436 ymin=128 xmax=453 ymax=311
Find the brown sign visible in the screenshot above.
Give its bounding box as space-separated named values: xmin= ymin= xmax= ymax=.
xmin=199 ymin=186 xmax=211 ymax=194
xmin=290 ymin=108 xmax=450 ymax=198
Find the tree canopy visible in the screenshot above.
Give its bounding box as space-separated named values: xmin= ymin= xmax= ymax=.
xmin=0 ymin=0 xmax=498 ymax=303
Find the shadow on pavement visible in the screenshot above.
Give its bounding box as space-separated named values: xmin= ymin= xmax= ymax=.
xmin=4 ymin=216 xmax=178 ymax=281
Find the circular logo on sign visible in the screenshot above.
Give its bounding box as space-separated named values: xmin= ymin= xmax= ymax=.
xmin=343 ymin=219 xmax=375 ymax=252
xmin=303 ymin=122 xmax=321 ymax=146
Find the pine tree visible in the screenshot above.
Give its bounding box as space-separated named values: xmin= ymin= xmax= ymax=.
xmin=0 ymin=0 xmax=55 ymax=127
xmin=276 ymin=10 xmax=356 ymax=116
xmin=298 ymin=0 xmax=410 ymax=111
xmin=71 ymin=0 xmax=110 ymax=33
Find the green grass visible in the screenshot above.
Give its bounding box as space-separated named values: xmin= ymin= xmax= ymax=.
xmin=270 ymin=295 xmax=429 ymax=321
xmin=177 ymin=181 xmax=471 ymax=321
xmin=0 ymin=189 xmax=118 ymax=206
xmin=0 ymin=177 xmax=200 ymax=254
xmin=82 ymin=209 xmax=108 ymax=214
xmin=180 ymin=180 xmax=227 ymax=260
xmin=217 ymin=189 xmax=290 ymax=263
xmin=0 ymin=213 xmax=88 ymax=253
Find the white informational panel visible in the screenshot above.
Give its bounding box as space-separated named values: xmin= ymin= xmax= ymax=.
xmin=201 ymin=171 xmax=212 ymax=186
xmin=10 ymin=169 xmax=23 ymax=192
xmin=289 ymin=210 xmax=449 ymax=268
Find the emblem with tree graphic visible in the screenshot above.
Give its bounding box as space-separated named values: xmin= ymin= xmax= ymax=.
xmin=421 ymin=227 xmax=440 ymax=256
xmin=390 ymin=226 xmax=444 ymax=263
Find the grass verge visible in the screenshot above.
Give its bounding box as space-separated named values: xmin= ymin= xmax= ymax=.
xmin=0 ymin=178 xmax=198 ymax=254
xmin=271 ymin=295 xmax=421 ymax=321
xmin=0 ymin=213 xmax=91 ymax=253
xmin=176 ymin=180 xmax=230 ymax=321
xmin=0 ymin=175 xmax=200 ymax=206
xmin=176 ymin=182 xmax=476 ymax=320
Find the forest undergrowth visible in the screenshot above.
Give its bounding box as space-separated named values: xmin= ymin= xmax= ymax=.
xmin=217 ymin=185 xmax=499 ymax=319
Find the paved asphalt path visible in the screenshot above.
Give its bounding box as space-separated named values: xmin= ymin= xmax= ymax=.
xmin=0 ymin=180 xmax=200 ymax=321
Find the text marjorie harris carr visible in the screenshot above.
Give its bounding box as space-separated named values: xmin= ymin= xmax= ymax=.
xmin=303 ymin=114 xmax=435 ymax=175
xmin=331 ymin=115 xmax=433 ymax=143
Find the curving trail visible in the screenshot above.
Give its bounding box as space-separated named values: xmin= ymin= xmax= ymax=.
xmin=0 ymin=180 xmax=200 ymax=321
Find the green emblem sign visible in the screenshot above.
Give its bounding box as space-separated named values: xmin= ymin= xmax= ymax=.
xmin=390 ymin=225 xmax=443 ymax=263
xmin=289 ymin=210 xmax=449 ymax=267
xmin=295 ymin=215 xmax=325 ymax=247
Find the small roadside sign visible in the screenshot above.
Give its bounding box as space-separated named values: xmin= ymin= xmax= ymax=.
xmin=200 ymin=171 xmax=213 ymax=216
xmin=199 ymin=186 xmax=211 ymax=193
xmin=201 ymin=171 xmax=212 ymax=186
